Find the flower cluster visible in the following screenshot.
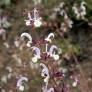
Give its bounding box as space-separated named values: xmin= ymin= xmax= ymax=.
xmin=21 ymin=32 xmax=61 ymax=63
xmin=50 ymin=1 xmax=87 ymax=34
xmin=25 ymin=8 xmax=42 ymax=27
xmin=72 ymin=1 xmax=86 ymax=20
xmin=52 ymin=2 xmax=73 ymax=32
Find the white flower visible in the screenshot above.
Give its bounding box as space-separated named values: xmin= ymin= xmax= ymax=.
xmin=32 ymin=56 xmax=38 ymax=63
xmin=80 ymin=1 xmax=86 ymax=19
xmin=25 ymin=8 xmax=42 ymax=27
xmin=67 ymin=19 xmax=73 ymax=28
xmin=54 ymin=7 xmax=60 ymax=12
xmin=21 ymin=32 xmax=32 ymax=47
xmin=72 ymin=78 xmax=79 ymax=87
xmin=59 ymin=2 xmax=65 ymax=8
xmin=44 ymin=77 xmax=49 ymax=84
xmin=53 ymin=54 xmax=59 ymax=60
xmin=72 ymin=4 xmax=78 ymax=15
xmin=25 ymin=12 xmax=33 ymax=26
xmin=60 ymin=10 xmax=65 ymax=16
xmin=18 ymin=85 xmax=24 ymax=91
xmin=3 ymin=42 xmax=10 ymax=48
xmin=72 ymin=81 xmax=77 ymax=87
xmin=26 ymin=42 xmax=31 ymax=47
xmin=25 ymin=20 xmax=31 ymax=26
xmin=6 ymin=66 xmax=12 ymax=73
xmin=60 ymin=23 xmax=67 ymax=32
xmin=33 ymin=8 xmax=42 ymax=27
xmin=72 ymin=2 xmax=86 ymax=19
xmin=1 ymin=75 xmax=7 ymax=83
xmin=45 ymin=33 xmax=54 ymax=43
xmin=34 ymin=18 xmax=42 ymax=27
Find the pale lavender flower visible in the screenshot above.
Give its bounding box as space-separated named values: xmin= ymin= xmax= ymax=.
xmin=25 ymin=8 xmax=42 ymax=27
xmin=40 ymin=63 xmax=50 ymax=87
xmin=33 ymin=8 xmax=42 ymax=27
xmin=31 ymin=46 xmax=41 ymax=63
xmin=21 ymin=32 xmax=32 ymax=47
xmin=49 ymin=45 xmax=59 ymax=60
xmin=25 ymin=12 xmax=33 ymax=26
xmin=42 ymin=86 xmax=54 ymax=92
xmin=17 ymin=76 xmax=28 ymax=91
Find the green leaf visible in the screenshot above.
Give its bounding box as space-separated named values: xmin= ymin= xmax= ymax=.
xmin=85 ymin=0 xmax=92 ymax=10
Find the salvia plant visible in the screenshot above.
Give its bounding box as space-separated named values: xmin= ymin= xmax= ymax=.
xmin=0 ymin=0 xmax=92 ymax=92
xmin=15 ymin=2 xmax=91 ymax=91
xmin=17 ymin=7 xmax=78 ymax=92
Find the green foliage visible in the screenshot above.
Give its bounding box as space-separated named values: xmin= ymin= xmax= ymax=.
xmin=0 ymin=0 xmax=11 ymax=6
xmin=85 ymin=0 xmax=92 ymax=10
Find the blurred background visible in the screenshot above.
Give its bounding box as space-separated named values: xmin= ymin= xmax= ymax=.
xmin=0 ymin=0 xmax=92 ymax=92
